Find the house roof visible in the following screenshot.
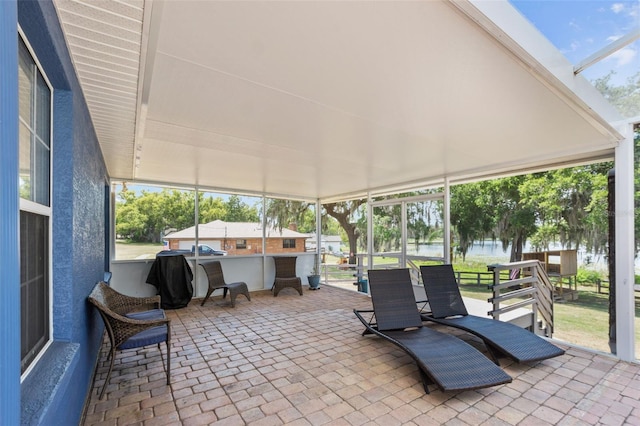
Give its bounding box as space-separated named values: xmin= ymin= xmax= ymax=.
xmin=165 ymin=220 xmax=309 ymax=240
xmin=52 ymin=0 xmax=624 ymax=201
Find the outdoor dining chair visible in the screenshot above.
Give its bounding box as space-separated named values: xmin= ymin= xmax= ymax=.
xmin=199 ymin=261 xmax=251 ymax=307
xmin=272 ymin=256 xmax=303 ymax=296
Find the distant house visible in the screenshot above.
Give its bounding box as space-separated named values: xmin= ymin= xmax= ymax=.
xmin=305 ymin=233 xmax=343 ymax=254
xmin=164 ymin=220 xmax=310 ymax=255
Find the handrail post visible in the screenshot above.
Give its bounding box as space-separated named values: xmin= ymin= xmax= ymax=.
xmin=531 ymin=265 xmax=539 ymax=334
xmin=492 ymin=267 xmax=500 ymax=320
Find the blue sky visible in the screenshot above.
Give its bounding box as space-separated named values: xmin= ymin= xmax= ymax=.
xmin=510 ymin=0 xmax=639 ymax=86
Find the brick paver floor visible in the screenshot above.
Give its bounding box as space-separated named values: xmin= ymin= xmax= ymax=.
xmin=82 ymin=285 xmax=640 ymax=425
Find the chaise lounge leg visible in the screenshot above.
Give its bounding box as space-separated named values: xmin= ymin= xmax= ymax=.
xmin=419 ymin=369 xmax=432 ymax=394
xmin=486 ymin=345 xmax=501 ymax=365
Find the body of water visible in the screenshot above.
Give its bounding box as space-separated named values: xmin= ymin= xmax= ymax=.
xmin=409 ymin=241 xmax=639 ymax=272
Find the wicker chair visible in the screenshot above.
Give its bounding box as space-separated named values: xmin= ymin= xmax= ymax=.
xmin=199 ymin=261 xmax=251 ymax=307
xmin=87 ymin=282 xmax=171 ymax=399
xmin=272 ymin=256 xmax=303 ymax=296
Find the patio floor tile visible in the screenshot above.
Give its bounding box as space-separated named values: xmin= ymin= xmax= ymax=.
xmin=83 ymin=285 xmax=640 ymax=425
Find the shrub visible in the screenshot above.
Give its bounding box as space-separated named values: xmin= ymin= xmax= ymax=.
xmin=576 ymin=269 xmax=603 ymax=285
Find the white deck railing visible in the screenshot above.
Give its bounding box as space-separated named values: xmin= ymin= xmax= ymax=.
xmin=488 ymin=260 xmax=555 ymax=337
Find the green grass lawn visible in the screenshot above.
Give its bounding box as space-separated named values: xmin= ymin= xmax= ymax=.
xmin=115 ymin=241 xmax=163 ymax=260
xmin=452 ymin=263 xmax=640 ymax=355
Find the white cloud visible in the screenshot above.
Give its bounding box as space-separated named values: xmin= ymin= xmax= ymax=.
xmin=568 ymin=19 xmax=580 ymax=31
xmin=611 ymin=3 xmax=625 ymax=14
xmin=611 ymin=1 xmax=640 ymax=18
xmin=606 ymin=46 xmax=637 ymax=67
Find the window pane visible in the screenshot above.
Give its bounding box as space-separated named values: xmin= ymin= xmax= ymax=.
xmin=19 ymin=122 xmax=32 ymax=200
xmin=36 ymin=73 xmax=50 ymax=147
xmin=264 ymin=197 xmax=311 ymax=255
xmin=35 ymin=141 xmax=50 ymax=206
xmin=114 ymin=184 xmax=194 ymax=260
xmin=194 ymin=190 xmax=261 ymax=256
xmin=406 ymin=199 xmax=444 ymax=259
xmin=18 ymin=40 xmax=33 ymax=126
xmin=20 ymin=211 xmax=49 ymax=373
xmin=18 ymin=38 xmax=50 ymax=207
xmin=371 ymin=203 xmax=401 ymax=268
xmin=35 ymin=72 xmax=51 ymax=206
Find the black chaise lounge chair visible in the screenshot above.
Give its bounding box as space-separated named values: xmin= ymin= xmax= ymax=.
xmin=420 ymin=264 xmax=565 ymax=364
xmin=353 ymin=268 xmax=511 ymax=394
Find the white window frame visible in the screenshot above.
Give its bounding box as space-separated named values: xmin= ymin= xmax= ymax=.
xmin=18 ymin=27 xmax=54 ymax=381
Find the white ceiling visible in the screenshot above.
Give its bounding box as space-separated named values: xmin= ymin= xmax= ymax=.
xmin=53 ymin=0 xmax=623 ymax=201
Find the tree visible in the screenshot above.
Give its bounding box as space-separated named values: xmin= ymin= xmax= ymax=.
xmin=224 ymin=195 xmax=259 ymax=222
xmin=198 ymin=195 xmax=227 ymax=223
xmin=489 ymin=176 xmax=537 ymax=262
xmin=264 ymin=199 xmax=363 ymax=259
xmin=450 ymin=181 xmax=496 ymax=261
xmin=117 ymin=189 xmax=195 ymax=243
xmin=115 ymin=188 xmax=260 ymax=243
xmin=407 ymin=199 xmax=442 ymax=250
xmin=592 ymin=71 xmax=640 ymax=119
xmin=368 ymin=206 xmax=400 ymax=252
xmin=324 ymin=200 xmax=366 ymax=263
xmin=265 ymin=199 xmax=313 ymax=232
xmin=521 ymin=165 xmax=611 ymax=255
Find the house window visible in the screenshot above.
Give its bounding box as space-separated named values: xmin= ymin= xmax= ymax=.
xmin=236 ymin=239 xmax=247 ymax=249
xmin=19 ymin=35 xmax=52 ymax=374
xmin=283 ymin=239 xmax=296 ymax=249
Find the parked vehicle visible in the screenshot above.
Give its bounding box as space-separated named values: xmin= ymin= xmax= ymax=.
xmin=158 ymin=244 xmax=227 ymax=257
xmin=191 ymin=244 xmax=227 ymax=256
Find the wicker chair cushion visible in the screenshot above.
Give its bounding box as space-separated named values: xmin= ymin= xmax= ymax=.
xmin=119 ymin=310 xmax=168 ymax=349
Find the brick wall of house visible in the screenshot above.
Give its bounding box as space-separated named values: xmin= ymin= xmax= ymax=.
xmin=225 ymin=238 xmax=263 ymax=255
xmin=264 ymin=238 xmax=306 ymax=254
xmin=168 ymin=237 xmax=307 ymax=255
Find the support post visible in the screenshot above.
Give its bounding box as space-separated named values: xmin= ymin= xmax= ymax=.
xmin=614 ymin=123 xmax=635 ymax=361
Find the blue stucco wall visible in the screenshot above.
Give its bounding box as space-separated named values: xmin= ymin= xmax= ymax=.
xmin=0 ymin=1 xmax=22 ymax=424
xmin=16 ymin=1 xmax=109 ymax=424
